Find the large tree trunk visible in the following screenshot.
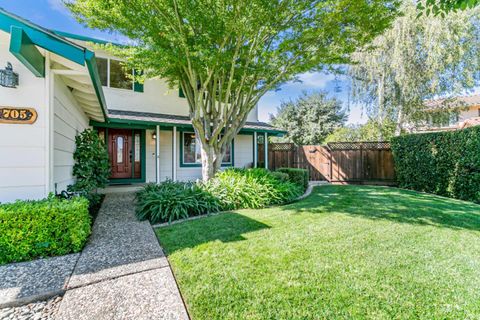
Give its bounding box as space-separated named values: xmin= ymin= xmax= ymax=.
xmin=395 ymin=107 xmax=404 ymax=136
xmin=200 ymin=143 xmax=224 ymax=181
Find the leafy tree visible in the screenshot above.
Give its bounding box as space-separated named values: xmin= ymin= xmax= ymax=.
xmin=418 ymin=0 xmax=479 ymax=16
xmin=348 ymin=2 xmax=480 ymax=135
xmin=66 ymin=0 xmax=399 ymax=180
xmin=270 ymin=92 xmax=346 ymax=145
xmin=68 ymin=129 xmax=110 ymax=204
xmin=325 ymin=119 xmax=396 ymax=142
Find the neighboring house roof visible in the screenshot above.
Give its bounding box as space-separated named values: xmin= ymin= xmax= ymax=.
xmin=0 ymin=7 xmax=108 ymax=121
xmin=459 ymin=117 xmax=480 ymax=129
xmin=106 ymin=109 xmax=285 ymax=135
xmin=424 ymin=94 xmax=480 ymax=109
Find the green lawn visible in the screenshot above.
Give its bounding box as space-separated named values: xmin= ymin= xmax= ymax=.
xmin=156 ymin=185 xmax=480 ymax=320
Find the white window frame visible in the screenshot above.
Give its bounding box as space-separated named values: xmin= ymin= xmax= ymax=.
xmin=98 ymin=57 xmax=135 ymax=91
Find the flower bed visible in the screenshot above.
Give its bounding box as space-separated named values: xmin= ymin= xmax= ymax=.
xmin=135 ymin=168 xmax=307 ymax=224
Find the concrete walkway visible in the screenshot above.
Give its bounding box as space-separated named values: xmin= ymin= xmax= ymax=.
xmin=57 ymin=192 xmax=189 ymax=320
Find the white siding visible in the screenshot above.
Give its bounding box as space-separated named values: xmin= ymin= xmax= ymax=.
xmin=234 ymin=134 xmax=254 ymax=168
xmin=145 ymin=129 xmax=254 ymax=182
xmin=459 ymin=106 xmax=480 ymax=122
xmin=146 ymin=129 xmax=174 ymax=182
xmin=67 ymin=42 xmax=259 ymax=122
xmin=52 ymin=76 xmax=89 ymax=192
xmin=0 ymin=31 xmax=47 ymax=202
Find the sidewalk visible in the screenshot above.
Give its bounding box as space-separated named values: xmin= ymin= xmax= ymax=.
xmin=57 ymin=192 xmax=189 ymax=320
xmin=0 ymin=192 xmax=189 ymax=320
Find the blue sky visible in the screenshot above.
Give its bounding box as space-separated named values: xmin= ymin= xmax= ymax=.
xmin=0 ymin=0 xmax=366 ymax=124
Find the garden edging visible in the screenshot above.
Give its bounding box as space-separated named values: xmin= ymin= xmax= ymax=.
xmin=151 ymin=181 xmax=329 ymax=229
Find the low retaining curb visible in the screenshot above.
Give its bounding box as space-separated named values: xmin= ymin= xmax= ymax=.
xmin=152 ymin=181 xmax=329 ymax=229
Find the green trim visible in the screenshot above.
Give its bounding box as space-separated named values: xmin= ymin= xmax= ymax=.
xmin=0 ymin=8 xmax=108 ymax=122
xmin=105 ymin=128 xmax=146 ymax=184
xmin=52 ymin=30 xmax=124 ymax=47
xmin=84 ymin=50 xmax=108 ymax=120
xmin=179 ymin=87 xmax=186 ymax=98
xmin=99 ymin=118 xmax=284 ymax=135
xmin=9 ymin=26 xmax=45 ymax=77
xmin=133 ymin=69 xmax=144 ymax=92
xmin=0 ymin=9 xmax=85 ymax=65
xmin=179 ymin=131 xmax=234 ymax=168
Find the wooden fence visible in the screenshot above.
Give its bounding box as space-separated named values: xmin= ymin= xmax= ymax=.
xmin=258 ymin=142 xmax=395 ymax=185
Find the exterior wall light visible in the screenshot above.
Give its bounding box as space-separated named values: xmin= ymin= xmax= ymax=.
xmin=0 ymin=62 xmax=19 ymax=88
xmin=152 ymin=132 xmax=157 ymax=140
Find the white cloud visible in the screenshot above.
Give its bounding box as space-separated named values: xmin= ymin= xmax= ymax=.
xmin=296 ymin=72 xmax=336 ymax=88
xmin=48 ymin=0 xmax=68 ymax=14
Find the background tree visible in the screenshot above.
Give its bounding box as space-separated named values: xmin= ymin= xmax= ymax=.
xmin=348 ymin=2 xmax=480 ymax=135
xmin=270 ymin=92 xmax=346 ymax=145
xmin=418 ymin=0 xmax=479 ymax=16
xmin=324 ymin=119 xmax=396 ymax=143
xmin=66 ymin=0 xmax=399 ymax=180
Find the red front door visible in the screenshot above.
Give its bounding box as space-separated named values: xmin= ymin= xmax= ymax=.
xmin=109 ymin=129 xmax=133 ymax=179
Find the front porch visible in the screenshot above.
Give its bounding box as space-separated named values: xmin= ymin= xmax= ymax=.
xmin=93 ymin=109 xmax=283 ymax=185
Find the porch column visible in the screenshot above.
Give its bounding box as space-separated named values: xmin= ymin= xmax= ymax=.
xmin=172 ymin=126 xmax=177 ymax=181
xmin=155 ymin=125 xmax=160 ymax=184
xmin=264 ymin=132 xmax=268 ymax=169
xmin=253 ymin=132 xmax=258 ymax=168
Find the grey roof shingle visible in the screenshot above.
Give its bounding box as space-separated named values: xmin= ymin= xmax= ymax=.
xmin=107 ymin=109 xmax=284 ymax=133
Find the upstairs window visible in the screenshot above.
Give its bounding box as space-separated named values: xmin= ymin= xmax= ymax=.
xmin=96 ymin=57 xmax=140 ymax=91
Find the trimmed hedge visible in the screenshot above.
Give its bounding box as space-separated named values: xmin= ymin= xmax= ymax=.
xmin=277 ymin=168 xmax=310 ymax=191
xmin=391 ymin=126 xmax=480 ymax=204
xmin=0 ymin=195 xmax=91 ymax=265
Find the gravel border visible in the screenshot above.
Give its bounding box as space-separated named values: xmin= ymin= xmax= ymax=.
xmin=0 ymin=254 xmax=79 ymax=309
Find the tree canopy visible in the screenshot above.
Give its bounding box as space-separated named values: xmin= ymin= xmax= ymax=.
xmin=270 ymin=92 xmax=346 ymax=145
xmin=418 ymin=0 xmax=479 ymax=16
xmin=348 ymin=2 xmax=480 ymax=134
xmin=66 ymin=0 xmax=400 ymax=180
xmin=325 ymin=119 xmax=396 ymax=143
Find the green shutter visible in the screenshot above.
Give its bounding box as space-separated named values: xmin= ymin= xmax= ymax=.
xmin=133 ymin=69 xmax=144 ymax=92
xmin=179 ymin=87 xmax=186 ymax=98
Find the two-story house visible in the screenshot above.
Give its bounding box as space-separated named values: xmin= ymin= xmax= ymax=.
xmin=0 ymin=8 xmax=282 ymax=203
xmin=417 ymin=94 xmax=480 ymax=132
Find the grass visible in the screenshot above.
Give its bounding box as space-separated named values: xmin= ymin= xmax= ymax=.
xmin=155 ymin=185 xmax=480 ymax=320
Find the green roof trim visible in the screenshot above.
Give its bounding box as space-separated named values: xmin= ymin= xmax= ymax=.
xmin=84 ymin=50 xmax=108 ymax=120
xmin=0 ymin=7 xmax=108 ymax=122
xmin=53 ymin=30 xmax=124 ymax=47
xmin=9 ymin=26 xmax=45 ymax=77
xmin=0 ymin=8 xmax=85 ymax=65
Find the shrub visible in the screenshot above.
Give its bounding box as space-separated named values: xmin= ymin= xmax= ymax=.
xmin=135 ymin=180 xmax=221 ymax=224
xmin=68 ymin=129 xmax=110 ymax=206
xmin=270 ymin=171 xmax=290 ymax=183
xmin=391 ymin=126 xmax=480 ymax=203
xmin=0 ymin=195 xmax=91 ymax=265
xmin=202 ymin=168 xmax=303 ymax=210
xmin=277 ymin=168 xmax=310 ymax=191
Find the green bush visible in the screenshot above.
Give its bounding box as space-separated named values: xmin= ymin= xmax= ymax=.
xmin=0 ymin=195 xmax=91 ymax=265
xmin=135 ymin=180 xmax=221 ymax=224
xmin=391 ymin=126 xmax=480 ymax=203
xmin=68 ymin=129 xmax=110 ymax=206
xmin=277 ymin=168 xmax=310 ymax=191
xmin=270 ymin=171 xmax=290 ymax=183
xmin=202 ymin=168 xmax=303 ymax=210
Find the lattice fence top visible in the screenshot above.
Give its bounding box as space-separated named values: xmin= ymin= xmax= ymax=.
xmin=269 ymin=143 xmax=296 ymax=151
xmin=326 ymin=142 xmax=391 ymax=150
